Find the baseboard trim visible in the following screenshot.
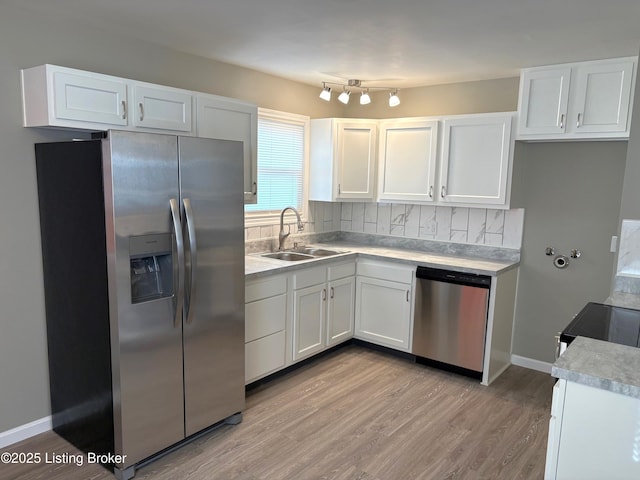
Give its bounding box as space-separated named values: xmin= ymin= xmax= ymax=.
xmin=511 ymin=354 xmax=553 ymax=374
xmin=0 ymin=416 xmax=52 ymax=449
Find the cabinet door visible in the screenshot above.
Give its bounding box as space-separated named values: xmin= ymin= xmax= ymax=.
xmin=439 ymin=114 xmax=512 ymax=207
xmin=245 ymin=331 xmax=286 ymax=384
xmin=292 ymin=283 xmax=326 ymax=361
xmin=132 ymin=84 xmax=192 ymax=132
xmin=555 ymin=381 xmax=640 ymax=479
xmin=327 ymin=276 xmax=355 ymax=346
xmin=52 ymin=69 xmax=128 ymax=126
xmin=570 ymin=60 xmax=634 ymax=134
xmin=196 ymin=95 xmax=258 ymax=204
xmin=518 ymin=67 xmax=571 ymax=136
xmin=355 ymin=276 xmax=412 ymax=351
xmin=378 ymin=120 xmax=439 ymax=203
xmin=336 ymin=121 xmax=377 ymax=200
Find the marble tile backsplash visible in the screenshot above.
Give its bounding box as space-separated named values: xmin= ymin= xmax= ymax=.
xmin=613 ymin=219 xmax=640 ymax=294
xmin=245 ymin=201 xmax=525 ymax=250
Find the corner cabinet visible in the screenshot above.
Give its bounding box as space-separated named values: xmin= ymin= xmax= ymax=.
xmin=309 ymin=118 xmax=377 ymax=202
xmin=195 ymin=95 xmax=258 ymax=204
xmin=21 ymin=64 xmax=194 ymax=134
xmin=377 ymin=118 xmax=439 ymax=203
xmin=291 ymin=261 xmax=356 ymax=362
xmin=517 ymin=56 xmax=637 ymax=140
xmin=354 ymin=260 xmax=414 ymax=352
xmin=439 ymin=113 xmax=514 ymax=207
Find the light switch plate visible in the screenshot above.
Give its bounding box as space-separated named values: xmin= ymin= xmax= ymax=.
xmin=610 ymin=235 xmax=618 ymax=253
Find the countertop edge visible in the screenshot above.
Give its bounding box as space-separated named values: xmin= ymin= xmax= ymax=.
xmin=552 ymin=336 xmax=640 ymax=400
xmin=245 ymin=242 xmax=519 ymax=280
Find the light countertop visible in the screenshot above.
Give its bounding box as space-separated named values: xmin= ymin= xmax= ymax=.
xmin=245 ymin=241 xmax=519 ymax=280
xmin=552 ymin=336 xmax=640 ymax=399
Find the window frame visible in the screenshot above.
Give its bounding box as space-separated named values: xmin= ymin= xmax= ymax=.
xmin=244 ymin=107 xmax=310 ymax=226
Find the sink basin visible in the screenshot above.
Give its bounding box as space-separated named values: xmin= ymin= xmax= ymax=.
xmin=291 ymin=247 xmax=343 ymax=257
xmin=261 ymin=251 xmax=315 ymax=261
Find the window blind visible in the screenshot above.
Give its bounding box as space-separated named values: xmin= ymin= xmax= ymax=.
xmin=245 ymin=116 xmax=305 ymax=214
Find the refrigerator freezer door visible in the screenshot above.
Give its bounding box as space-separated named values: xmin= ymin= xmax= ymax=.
xmin=105 ymin=131 xmax=185 ymax=466
xmin=179 ymin=136 xmax=246 ymax=436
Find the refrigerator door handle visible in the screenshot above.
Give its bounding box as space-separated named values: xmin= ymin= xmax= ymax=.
xmin=170 ymin=198 xmax=185 ymax=328
xmin=183 ymin=198 xmax=198 ymax=324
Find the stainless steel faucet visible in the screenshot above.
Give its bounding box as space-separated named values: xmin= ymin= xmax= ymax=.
xmin=278 ymin=206 xmax=304 ymax=250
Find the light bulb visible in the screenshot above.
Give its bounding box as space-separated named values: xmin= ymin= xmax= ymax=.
xmin=389 ymin=91 xmax=400 ymax=107
xmin=338 ymin=90 xmax=351 ymax=104
xmin=360 ymin=90 xmax=371 ymax=105
xmin=319 ymin=85 xmax=331 ymax=101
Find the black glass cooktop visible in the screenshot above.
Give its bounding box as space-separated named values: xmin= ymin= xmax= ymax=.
xmin=561 ymin=302 xmax=640 ymax=347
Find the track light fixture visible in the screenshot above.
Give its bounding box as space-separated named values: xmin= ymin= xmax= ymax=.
xmin=318 ymin=79 xmax=400 ymax=107
xmin=338 ymin=89 xmax=350 ymax=104
xmin=389 ymin=90 xmax=401 ymax=107
xmin=319 ymin=82 xmax=332 ymax=101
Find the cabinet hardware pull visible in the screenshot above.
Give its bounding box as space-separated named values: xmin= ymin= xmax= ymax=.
xmin=121 ymin=100 xmax=127 ymax=120
xmin=322 ymin=289 xmax=326 ymax=301
xmin=441 ymin=186 xmax=446 ymax=198
xmin=559 ymin=113 xmax=564 ymax=129
xmin=576 ymin=113 xmax=582 ymax=128
xmin=330 ymin=287 xmax=334 ymax=299
xmin=139 ymin=102 xmax=144 ymax=121
xmin=429 ymin=185 xmax=433 ymax=198
xmin=338 ymin=184 xmax=341 ymax=195
xmin=406 ymin=290 xmax=410 ymax=302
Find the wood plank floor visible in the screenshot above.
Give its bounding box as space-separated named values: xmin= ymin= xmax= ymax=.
xmin=1 ymin=345 xmax=554 ymax=480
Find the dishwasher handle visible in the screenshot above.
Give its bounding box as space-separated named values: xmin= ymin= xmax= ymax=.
xmin=416 ymin=266 xmax=491 ymax=289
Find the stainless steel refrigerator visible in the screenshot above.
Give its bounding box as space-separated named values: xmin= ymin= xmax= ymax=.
xmin=36 ymin=130 xmax=245 ymax=480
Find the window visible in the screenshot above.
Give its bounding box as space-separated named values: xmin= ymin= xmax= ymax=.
xmin=244 ymin=108 xmax=309 ymax=222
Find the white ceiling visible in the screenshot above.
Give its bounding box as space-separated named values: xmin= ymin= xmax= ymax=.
xmin=11 ymin=0 xmax=640 ymax=89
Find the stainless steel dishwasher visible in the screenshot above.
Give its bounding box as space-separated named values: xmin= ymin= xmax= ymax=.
xmin=412 ymin=266 xmax=491 ymax=378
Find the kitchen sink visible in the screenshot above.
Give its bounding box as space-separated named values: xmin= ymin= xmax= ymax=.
xmin=288 ymin=247 xmax=343 ymax=257
xmin=261 ymin=251 xmax=315 ymax=261
xmin=260 ymin=247 xmax=346 ymax=261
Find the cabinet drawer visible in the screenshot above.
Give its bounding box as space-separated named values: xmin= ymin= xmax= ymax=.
xmin=328 ymin=261 xmax=356 ymax=281
xmin=293 ymin=265 xmax=326 ymax=289
xmin=245 ymin=293 xmax=286 ymax=342
xmin=245 ymin=331 xmax=286 ymax=383
xmin=245 ymin=275 xmax=287 ymax=303
xmin=357 ymin=260 xmax=414 ymax=284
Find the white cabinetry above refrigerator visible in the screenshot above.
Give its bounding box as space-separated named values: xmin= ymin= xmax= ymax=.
xmin=21 ymin=64 xmax=194 ymax=134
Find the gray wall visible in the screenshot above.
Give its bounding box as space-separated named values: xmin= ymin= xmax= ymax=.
xmin=619 ymin=53 xmax=640 ymax=221
xmin=0 ymin=3 xmax=631 ymax=433
xmin=510 ymin=142 xmax=627 ymax=362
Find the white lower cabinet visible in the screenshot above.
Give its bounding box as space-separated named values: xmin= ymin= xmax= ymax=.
xmin=245 ymin=275 xmax=287 ymax=384
xmin=545 ymin=379 xmax=640 ymax=479
xmin=354 ymin=260 xmax=414 ymax=351
xmin=292 ymin=261 xmax=356 ymax=362
xmin=326 ymin=275 xmax=356 ymax=346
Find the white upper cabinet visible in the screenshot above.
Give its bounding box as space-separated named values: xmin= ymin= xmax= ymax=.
xmin=22 ymin=64 xmax=194 ymax=134
xmin=517 ymin=57 xmax=637 ymax=140
xmin=131 ymin=84 xmax=193 ymax=132
xmin=196 ymin=95 xmax=258 ymax=203
xmin=377 ymin=119 xmax=439 ymax=203
xmin=22 ymin=64 xmax=129 ymax=130
xmin=309 ymin=118 xmax=377 ymax=202
xmin=439 ymin=113 xmax=514 ymax=207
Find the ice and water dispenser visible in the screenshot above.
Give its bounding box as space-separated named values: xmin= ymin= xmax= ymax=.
xmin=129 ymin=234 xmax=173 ymax=304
